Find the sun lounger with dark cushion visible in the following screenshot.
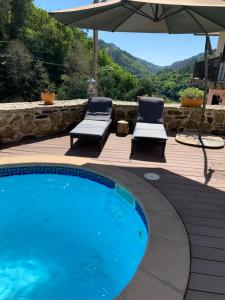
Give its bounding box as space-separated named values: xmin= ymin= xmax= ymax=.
xmin=131 ymin=97 xmax=168 ymax=158
xmin=70 ymin=97 xmax=112 ymax=150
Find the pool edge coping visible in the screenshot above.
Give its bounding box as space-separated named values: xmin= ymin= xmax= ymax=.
xmin=0 ymin=156 xmax=190 ymax=300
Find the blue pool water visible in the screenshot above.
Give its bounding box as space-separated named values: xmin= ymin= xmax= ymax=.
xmin=0 ymin=167 xmax=148 ymax=300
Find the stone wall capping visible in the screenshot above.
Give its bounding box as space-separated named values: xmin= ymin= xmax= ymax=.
xmin=0 ymin=99 xmax=224 ymax=144
xmin=112 ymin=100 xmax=138 ymax=107
xmin=0 ymin=99 xmax=87 ymax=112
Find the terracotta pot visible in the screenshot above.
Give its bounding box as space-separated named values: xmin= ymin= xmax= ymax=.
xmin=41 ymin=90 xmax=55 ymax=105
xmin=181 ymin=98 xmax=203 ymax=108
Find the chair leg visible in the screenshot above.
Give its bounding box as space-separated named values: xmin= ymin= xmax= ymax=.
xmin=99 ymin=138 xmax=104 ymax=151
xmin=99 ymin=131 xmax=109 ymax=151
xmin=70 ymin=136 xmax=73 ymax=149
xmin=131 ymin=139 xmax=134 ymax=155
xmin=161 ymin=141 xmax=166 ymax=158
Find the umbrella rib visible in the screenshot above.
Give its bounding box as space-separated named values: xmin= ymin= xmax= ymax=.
xmin=186 ymin=9 xmax=207 ymax=33
xmin=155 ymin=4 xmax=159 ymax=19
xmin=150 ymin=4 xmax=155 ymax=17
xmin=158 ymin=7 xmax=185 ymax=22
xmin=188 ymin=7 xmax=225 ymax=31
xmin=150 ymin=4 xmax=159 ymax=19
xmin=161 ymin=6 xmax=171 ymax=34
xmin=125 ymin=2 xmax=155 ymax=21
xmin=158 ymin=6 xmax=170 ymax=19
xmin=111 ymin=3 xmax=145 ymax=32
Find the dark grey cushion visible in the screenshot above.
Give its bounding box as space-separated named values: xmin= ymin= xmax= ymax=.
xmin=133 ymin=123 xmax=167 ymax=140
xmin=85 ymin=97 xmax=112 ymax=121
xmin=137 ymin=97 xmax=164 ymax=124
xmin=70 ymin=119 xmax=111 ymax=137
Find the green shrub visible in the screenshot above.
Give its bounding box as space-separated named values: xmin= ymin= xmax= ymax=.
xmin=178 ymin=87 xmax=204 ymax=99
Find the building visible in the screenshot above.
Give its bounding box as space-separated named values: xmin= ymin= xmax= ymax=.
xmin=191 ymin=32 xmax=225 ymax=105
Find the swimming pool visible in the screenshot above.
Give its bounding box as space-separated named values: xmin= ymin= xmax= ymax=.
xmin=0 ymin=165 xmax=148 ymax=300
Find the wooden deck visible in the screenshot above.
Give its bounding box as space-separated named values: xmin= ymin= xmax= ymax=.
xmin=1 ymin=133 xmax=225 ymax=299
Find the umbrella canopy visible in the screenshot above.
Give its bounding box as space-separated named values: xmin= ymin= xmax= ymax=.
xmin=50 ymin=0 xmax=225 ymax=145
xmin=50 ymin=0 xmax=225 ymax=34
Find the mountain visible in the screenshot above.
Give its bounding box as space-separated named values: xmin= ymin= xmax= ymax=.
xmin=166 ymin=53 xmax=204 ymax=71
xmin=99 ymin=39 xmax=207 ymax=76
xmin=166 ymin=50 xmax=217 ymax=71
xmin=99 ymin=40 xmax=163 ymax=75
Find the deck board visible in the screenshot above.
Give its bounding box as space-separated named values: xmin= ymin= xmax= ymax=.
xmin=1 ymin=132 xmax=225 ymax=299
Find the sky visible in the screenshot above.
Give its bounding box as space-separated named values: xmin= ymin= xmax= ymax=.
xmin=34 ymin=0 xmax=219 ymax=66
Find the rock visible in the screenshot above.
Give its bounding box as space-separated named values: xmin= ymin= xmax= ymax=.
xmin=207 ymin=116 xmax=214 ymax=124
xmin=128 ymin=109 xmax=138 ymax=119
xmin=214 ymin=113 xmax=225 ymax=124
xmin=115 ymin=110 xmax=125 ymax=120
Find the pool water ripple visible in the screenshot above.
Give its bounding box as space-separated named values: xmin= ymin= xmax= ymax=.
xmin=0 ymin=170 xmax=148 ymax=299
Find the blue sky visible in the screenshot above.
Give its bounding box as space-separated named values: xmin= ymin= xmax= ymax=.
xmin=34 ymin=0 xmax=218 ymax=66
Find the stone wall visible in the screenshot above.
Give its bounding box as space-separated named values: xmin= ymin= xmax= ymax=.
xmin=0 ymin=100 xmax=225 ymax=144
xmin=0 ymin=100 xmax=86 ymax=144
xmin=113 ymin=101 xmax=225 ymax=134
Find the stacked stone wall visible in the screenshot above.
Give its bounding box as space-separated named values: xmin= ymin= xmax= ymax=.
xmin=0 ymin=100 xmax=224 ymax=144
xmin=113 ymin=101 xmax=225 ymax=134
xmin=0 ymin=100 xmax=86 ymax=144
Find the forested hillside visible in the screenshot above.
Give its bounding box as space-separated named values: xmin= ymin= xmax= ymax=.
xmin=0 ymin=0 xmax=193 ymax=102
xmin=99 ymin=39 xmax=210 ymax=76
xmin=99 ymin=40 xmax=163 ymax=75
xmin=168 ymin=53 xmax=204 ymax=71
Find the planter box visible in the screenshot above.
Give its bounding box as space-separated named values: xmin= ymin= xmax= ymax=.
xmin=181 ymin=98 xmax=203 ymax=108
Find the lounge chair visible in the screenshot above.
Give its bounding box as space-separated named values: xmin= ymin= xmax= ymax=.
xmin=131 ymin=97 xmax=168 ymax=158
xmin=70 ymin=97 xmax=112 ymax=150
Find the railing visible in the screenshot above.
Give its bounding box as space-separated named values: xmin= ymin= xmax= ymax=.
xmin=193 ymin=56 xmax=225 ymax=82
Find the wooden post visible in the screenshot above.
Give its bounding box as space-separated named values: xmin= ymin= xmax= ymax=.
xmin=93 ymin=0 xmax=99 ymax=96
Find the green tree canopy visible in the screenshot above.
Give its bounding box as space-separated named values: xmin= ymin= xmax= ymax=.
xmin=0 ymin=1 xmax=192 ymax=103
xmin=0 ymin=40 xmax=49 ymax=101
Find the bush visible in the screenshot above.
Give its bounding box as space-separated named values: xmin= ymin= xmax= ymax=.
xmin=178 ymin=87 xmax=204 ymax=99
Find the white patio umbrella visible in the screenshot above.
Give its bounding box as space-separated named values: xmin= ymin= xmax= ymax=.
xmin=50 ymin=0 xmax=225 ymax=147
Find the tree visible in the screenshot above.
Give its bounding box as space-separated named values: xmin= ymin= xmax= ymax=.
xmin=57 ymin=40 xmax=91 ymax=100
xmin=10 ymin=0 xmax=33 ymax=39
xmin=98 ymin=49 xmax=139 ymax=100
xmin=64 ymin=40 xmax=91 ymax=76
xmin=0 ymin=40 xmax=49 ymax=101
xmin=57 ymin=75 xmax=88 ymax=100
xmin=0 ymin=0 xmax=10 ymax=40
xmin=0 ymin=2 xmax=192 ymax=103
xmin=152 ymin=69 xmax=190 ymax=101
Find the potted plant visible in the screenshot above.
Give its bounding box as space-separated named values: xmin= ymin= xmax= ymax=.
xmin=41 ymin=85 xmax=56 ymax=105
xmin=179 ymin=87 xmax=204 ymax=108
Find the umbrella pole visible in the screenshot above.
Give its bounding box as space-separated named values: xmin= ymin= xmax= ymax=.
xmin=198 ymin=35 xmax=209 ymax=143
xmin=93 ymin=28 xmax=98 ymax=96
xmin=176 ymin=35 xmax=224 ymax=149
xmin=92 ymin=0 xmax=99 ymax=96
